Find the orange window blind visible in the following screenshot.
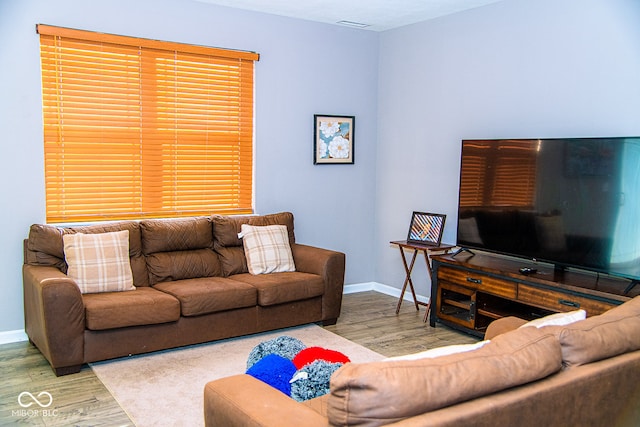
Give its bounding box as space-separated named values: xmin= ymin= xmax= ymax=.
xmin=37 ymin=24 xmax=259 ymax=223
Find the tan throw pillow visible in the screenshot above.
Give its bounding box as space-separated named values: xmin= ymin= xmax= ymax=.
xmin=63 ymin=230 xmax=135 ymax=294
xmin=239 ymin=224 xmax=295 ymax=275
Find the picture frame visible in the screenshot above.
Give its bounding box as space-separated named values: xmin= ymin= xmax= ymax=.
xmin=406 ymin=212 xmax=446 ymax=246
xmin=314 ymin=114 xmax=355 ymax=164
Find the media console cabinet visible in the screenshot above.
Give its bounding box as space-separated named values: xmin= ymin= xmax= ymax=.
xmin=430 ymin=252 xmax=639 ymax=337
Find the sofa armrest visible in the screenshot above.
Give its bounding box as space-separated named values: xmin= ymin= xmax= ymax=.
xmin=204 ymin=374 xmax=328 ymax=427
xmin=291 ymin=243 xmax=345 ymax=324
xmin=484 ymin=316 xmax=528 ymax=340
xmin=23 ymin=264 xmax=85 ymax=374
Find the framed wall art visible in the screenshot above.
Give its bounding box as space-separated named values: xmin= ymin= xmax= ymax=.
xmin=406 ymin=212 xmax=446 ymax=246
xmin=314 ymin=114 xmax=355 ymax=164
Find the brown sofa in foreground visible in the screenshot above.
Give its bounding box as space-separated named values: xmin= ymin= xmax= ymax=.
xmin=23 ymin=212 xmax=345 ymax=376
xmin=204 ymin=295 xmax=640 ymax=427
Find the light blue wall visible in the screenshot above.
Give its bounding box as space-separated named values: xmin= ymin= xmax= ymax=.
xmin=0 ymin=0 xmax=379 ymax=335
xmin=374 ymin=0 xmax=640 ymax=297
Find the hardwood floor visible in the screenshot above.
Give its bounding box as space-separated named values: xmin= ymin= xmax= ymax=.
xmin=0 ymin=342 xmax=133 ymax=426
xmin=0 ymin=291 xmax=477 ymax=426
xmin=325 ymin=291 xmax=479 ymax=356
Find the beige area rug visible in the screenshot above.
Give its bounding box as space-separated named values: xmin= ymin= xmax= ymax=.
xmin=90 ymin=324 xmax=384 ymax=427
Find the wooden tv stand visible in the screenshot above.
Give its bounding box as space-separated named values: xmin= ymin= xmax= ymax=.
xmin=430 ymin=252 xmax=635 ymax=337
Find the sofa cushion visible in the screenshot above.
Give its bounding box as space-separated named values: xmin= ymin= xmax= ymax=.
xmin=153 ymin=277 xmax=257 ymax=316
xmin=212 ymin=212 xmax=295 ymax=276
xmin=26 ymin=223 xmax=67 ymax=270
xmin=140 ymin=216 xmax=213 ymax=254
xmin=230 ymin=272 xmax=324 ymax=306
xmin=328 ymin=327 xmax=562 ymax=427
xmin=548 ymin=296 xmax=640 ymax=367
xmin=83 ymin=286 xmax=180 ymax=330
xmin=213 ymin=212 xmax=295 ymax=248
xmin=146 ymin=249 xmax=222 ymax=285
xmin=63 ymin=230 xmax=135 ymax=294
xmin=240 ymin=224 xmax=296 ymax=275
xmin=140 ymin=217 xmax=222 ymax=284
xmin=26 ymin=221 xmax=149 ymax=287
xmin=214 ymin=247 xmax=248 ymax=277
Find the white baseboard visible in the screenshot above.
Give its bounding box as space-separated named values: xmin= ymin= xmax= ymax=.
xmin=0 ymin=329 xmax=28 ymax=345
xmin=344 ymin=282 xmax=429 ymax=304
xmin=343 ymin=282 xmax=377 ymax=294
xmin=0 ymin=283 xmax=426 ymax=345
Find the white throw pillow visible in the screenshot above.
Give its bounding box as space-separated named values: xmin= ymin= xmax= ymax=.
xmin=519 ymin=309 xmax=586 ymax=329
xmin=384 ymin=340 xmax=490 ymax=361
xmin=63 ymin=230 xmax=135 ymax=294
xmin=239 ymin=224 xmax=296 ymax=275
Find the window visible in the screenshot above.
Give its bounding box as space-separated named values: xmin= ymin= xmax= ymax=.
xmin=37 ymin=24 xmax=259 ymax=223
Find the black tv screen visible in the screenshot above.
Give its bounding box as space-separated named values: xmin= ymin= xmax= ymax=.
xmin=456 ymin=137 xmax=640 ymax=282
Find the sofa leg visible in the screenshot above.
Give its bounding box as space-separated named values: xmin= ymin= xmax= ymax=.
xmin=322 ymin=318 xmax=338 ymax=326
xmin=53 ymin=364 xmax=82 ymax=376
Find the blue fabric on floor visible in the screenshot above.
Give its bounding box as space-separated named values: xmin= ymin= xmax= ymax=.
xmin=246 ymin=354 xmax=297 ymax=395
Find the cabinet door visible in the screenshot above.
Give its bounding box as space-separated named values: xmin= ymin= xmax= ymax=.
xmin=518 ymin=284 xmax=617 ymax=316
xmin=436 ymin=281 xmax=476 ymax=329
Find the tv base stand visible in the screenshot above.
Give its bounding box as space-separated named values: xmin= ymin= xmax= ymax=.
xmin=430 ymin=253 xmax=633 ymax=337
xmin=624 ymin=279 xmax=640 ymax=295
xmin=451 ymin=247 xmax=475 ymax=257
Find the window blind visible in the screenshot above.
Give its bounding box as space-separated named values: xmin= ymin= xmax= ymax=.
xmin=460 ymin=140 xmax=537 ymax=208
xmin=37 ymin=24 xmax=259 ymax=223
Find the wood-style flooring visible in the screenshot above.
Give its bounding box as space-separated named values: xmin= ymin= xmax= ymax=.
xmin=325 ymin=291 xmax=479 ymax=356
xmin=0 ymin=291 xmax=477 ymax=426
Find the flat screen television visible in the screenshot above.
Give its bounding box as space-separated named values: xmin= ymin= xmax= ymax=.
xmin=456 ymin=137 xmax=640 ymax=285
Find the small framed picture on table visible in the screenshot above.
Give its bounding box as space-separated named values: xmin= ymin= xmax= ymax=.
xmin=406 ymin=212 xmax=446 ymax=246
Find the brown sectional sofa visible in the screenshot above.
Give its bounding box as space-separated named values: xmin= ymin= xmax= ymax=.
xmin=23 ymin=212 xmax=345 ymax=376
xmin=204 ymin=295 xmax=640 ymax=427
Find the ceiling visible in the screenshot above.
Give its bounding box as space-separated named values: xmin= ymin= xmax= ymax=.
xmin=193 ymin=0 xmax=506 ymax=31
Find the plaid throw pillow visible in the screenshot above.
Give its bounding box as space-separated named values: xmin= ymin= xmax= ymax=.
xmin=239 ymin=224 xmax=295 ymax=275
xmin=63 ymin=230 xmax=135 ymax=294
